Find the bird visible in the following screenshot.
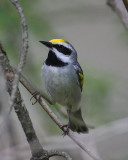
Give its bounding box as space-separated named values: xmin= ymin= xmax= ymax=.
xmin=40 ymin=39 xmax=88 ymax=134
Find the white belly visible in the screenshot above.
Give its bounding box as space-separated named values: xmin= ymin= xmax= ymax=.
xmin=42 ymin=64 xmax=81 ymax=111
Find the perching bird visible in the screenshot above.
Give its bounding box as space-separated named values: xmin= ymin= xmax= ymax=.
xmin=40 ymin=39 xmax=88 ymax=134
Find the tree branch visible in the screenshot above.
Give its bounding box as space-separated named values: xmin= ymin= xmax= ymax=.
xmin=9 ymin=0 xmax=29 ymax=113
xmin=107 ymin=0 xmax=128 ymax=29
xmin=48 ymin=150 xmax=72 ymax=160
xmin=0 ymin=44 xmax=49 ymax=160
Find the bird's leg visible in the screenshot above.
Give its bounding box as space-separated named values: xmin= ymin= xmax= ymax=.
xmin=30 ymin=91 xmax=41 ymax=105
xmin=30 ymin=91 xmax=54 ymax=105
xmin=67 ymin=109 xmax=71 ymax=130
xmin=61 ymin=108 xmax=71 ymax=136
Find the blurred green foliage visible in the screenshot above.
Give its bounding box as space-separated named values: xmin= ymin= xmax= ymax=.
xmin=0 ymin=1 xmax=20 ymax=62
xmin=0 ymin=0 xmax=52 ymax=64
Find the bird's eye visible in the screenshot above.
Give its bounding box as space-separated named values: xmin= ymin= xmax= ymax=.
xmin=54 ymin=44 xmax=63 ymax=50
xmin=54 ymin=44 xmax=71 ymax=55
xmin=58 ymin=45 xmax=64 ymax=49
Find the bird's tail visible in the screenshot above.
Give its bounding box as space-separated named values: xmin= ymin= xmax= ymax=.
xmin=70 ymin=109 xmax=89 ymax=133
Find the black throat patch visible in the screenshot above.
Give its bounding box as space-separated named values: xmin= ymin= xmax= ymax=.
xmin=45 ymin=50 xmax=68 ymax=67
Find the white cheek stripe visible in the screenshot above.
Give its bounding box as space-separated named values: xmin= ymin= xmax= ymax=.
xmin=52 ymin=48 xmax=71 ymax=63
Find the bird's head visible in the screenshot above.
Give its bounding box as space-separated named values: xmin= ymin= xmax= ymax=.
xmin=40 ymin=39 xmax=77 ymax=64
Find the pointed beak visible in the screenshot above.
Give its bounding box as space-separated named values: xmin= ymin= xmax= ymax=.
xmin=39 ymin=41 xmax=53 ymax=48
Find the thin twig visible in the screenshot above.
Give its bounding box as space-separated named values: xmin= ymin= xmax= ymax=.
xmin=19 ymin=73 xmax=53 ymax=105
xmin=68 ymin=132 xmax=100 ymax=160
xmin=107 ymin=0 xmax=128 ymax=29
xmin=9 ymin=0 xmax=29 ymax=112
xmin=48 ymin=150 xmax=72 ymax=160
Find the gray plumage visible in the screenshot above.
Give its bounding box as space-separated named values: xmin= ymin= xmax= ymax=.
xmin=41 ymin=39 xmax=88 ymax=133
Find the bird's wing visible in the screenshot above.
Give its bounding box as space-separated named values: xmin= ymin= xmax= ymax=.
xmin=73 ymin=63 xmax=84 ymax=91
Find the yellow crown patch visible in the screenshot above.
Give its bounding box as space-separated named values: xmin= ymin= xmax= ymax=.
xmin=49 ymin=39 xmax=67 ymax=44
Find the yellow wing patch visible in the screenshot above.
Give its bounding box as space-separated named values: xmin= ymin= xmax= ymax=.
xmin=79 ymin=72 xmax=84 ymax=86
xmin=49 ymin=39 xmax=67 ymax=44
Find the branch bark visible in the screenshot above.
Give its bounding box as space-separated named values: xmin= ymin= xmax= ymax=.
xmin=48 ymin=150 xmax=72 ymax=160
xmin=9 ymin=0 xmax=29 ymax=113
xmin=107 ymin=0 xmax=128 ymax=29
xmin=0 ymin=44 xmax=48 ymax=160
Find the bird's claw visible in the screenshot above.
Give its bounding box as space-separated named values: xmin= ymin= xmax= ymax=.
xmin=61 ymin=124 xmax=70 ymax=136
xmin=30 ymin=91 xmax=41 ymax=105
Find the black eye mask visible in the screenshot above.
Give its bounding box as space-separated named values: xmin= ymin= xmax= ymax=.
xmin=53 ymin=44 xmax=71 ymax=55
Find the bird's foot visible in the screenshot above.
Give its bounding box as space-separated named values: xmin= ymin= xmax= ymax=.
xmin=30 ymin=91 xmax=42 ymax=105
xmin=61 ymin=124 xmax=70 ymax=136
xmin=30 ymin=91 xmax=55 ymax=105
